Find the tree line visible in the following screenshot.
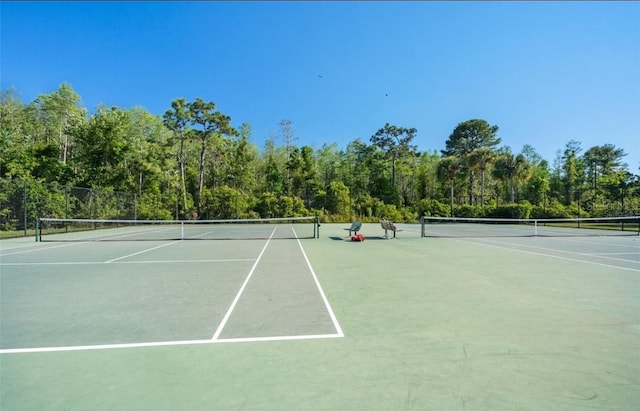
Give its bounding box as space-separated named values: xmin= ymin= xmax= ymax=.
xmin=1 ymin=83 xmax=638 ymax=231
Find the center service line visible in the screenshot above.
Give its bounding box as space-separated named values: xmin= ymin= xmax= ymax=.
xmin=105 ymin=240 xmax=182 ymax=263
xmin=211 ymin=227 xmax=277 ymax=340
xmin=294 ymin=228 xmax=344 ymax=337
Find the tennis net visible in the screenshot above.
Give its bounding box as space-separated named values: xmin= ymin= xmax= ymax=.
xmin=421 ymin=216 xmax=640 ymax=238
xmin=37 ymin=216 xmax=320 ymax=241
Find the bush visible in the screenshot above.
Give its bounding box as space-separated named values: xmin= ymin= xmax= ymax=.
xmin=413 ymin=199 xmax=450 ymax=217
xmin=136 ymin=192 xmax=173 ymax=220
xmin=276 ymin=195 xmax=309 ymax=217
xmin=530 ymin=199 xmax=573 ymax=219
xmin=380 ymin=204 xmax=404 ymax=222
xmin=485 ymin=202 xmax=532 ymax=219
xmin=454 ymin=205 xmax=485 ymax=218
xmin=252 ymin=192 xmax=310 ymax=219
xmin=352 ymin=194 xmax=386 ymax=221
xmin=199 ymin=186 xmax=252 ymax=219
xmin=324 ymin=181 xmax=350 ymax=216
xmin=253 ymin=192 xmax=278 ymax=218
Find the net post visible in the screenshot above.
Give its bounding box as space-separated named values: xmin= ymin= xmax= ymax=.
xmin=315 ymin=215 xmax=320 ymax=238
xmin=420 ymin=216 xmax=425 ymax=238
xmin=181 ymin=221 xmax=184 ymax=240
xmin=534 ymin=219 xmax=538 ymax=236
xmin=35 ymin=217 xmax=40 ymax=242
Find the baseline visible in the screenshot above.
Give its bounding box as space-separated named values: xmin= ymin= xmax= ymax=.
xmin=0 ymin=333 xmax=343 ymax=355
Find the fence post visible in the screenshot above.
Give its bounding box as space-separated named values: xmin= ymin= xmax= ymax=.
xmin=65 ymin=186 xmax=69 ymax=219
xmin=23 ymin=180 xmax=28 ymax=237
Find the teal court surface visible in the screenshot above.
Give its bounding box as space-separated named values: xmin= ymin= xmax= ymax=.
xmin=1 ymin=222 xmax=639 ymax=410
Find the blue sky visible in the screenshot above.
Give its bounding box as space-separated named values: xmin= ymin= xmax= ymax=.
xmin=2 ymin=1 xmax=639 ymax=170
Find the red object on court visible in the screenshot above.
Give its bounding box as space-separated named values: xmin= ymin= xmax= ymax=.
xmin=351 ymin=234 xmax=365 ymax=242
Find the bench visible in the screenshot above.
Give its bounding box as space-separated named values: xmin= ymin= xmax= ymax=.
xmin=345 ymin=220 xmax=363 ymax=236
xmin=380 ymin=219 xmax=401 ymax=239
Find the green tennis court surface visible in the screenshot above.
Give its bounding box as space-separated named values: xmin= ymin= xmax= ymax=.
xmin=1 ymin=223 xmax=639 ymax=410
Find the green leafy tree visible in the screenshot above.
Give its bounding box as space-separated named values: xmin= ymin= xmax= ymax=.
xmin=35 ymin=83 xmax=86 ymax=165
xmin=324 ymin=180 xmax=350 ymax=217
xmin=257 ymin=136 xmax=287 ymax=193
xmin=561 ymin=140 xmax=586 ymax=205
xmin=163 ymin=98 xmax=191 ymax=217
xmin=519 ymin=145 xmax=549 ymax=207
xmin=200 ymin=185 xmax=250 ymax=219
xmin=275 ymin=194 xmax=307 ymax=217
xmin=365 ymin=147 xmax=395 ymax=203
xmin=259 ymin=137 xmax=285 ymax=194
xmin=370 ymin=123 xmax=419 ymax=190
xmin=583 ymin=144 xmax=628 ymax=195
xmin=315 ymin=143 xmax=342 ymax=188
xmin=280 ymin=119 xmax=298 ymax=194
xmin=523 ymin=160 xmax=550 ymax=206
xmin=416 ymin=151 xmax=440 ymax=200
xmin=520 ymin=144 xmax=543 ymax=165
xmin=188 ymin=97 xmax=238 ymax=211
xmin=8 ymin=80 xmax=640 ymax=225
xmin=1 ymin=86 xmax=82 ymax=183
xmin=286 ymin=146 xmax=304 ymax=197
xmin=254 ymin=191 xmax=278 ymax=218
xmin=30 ymin=142 xmax=71 ymax=182
xmin=442 ymin=119 xmax=501 ymax=204
xmin=493 ymin=148 xmax=530 ymax=203
xmin=1 ymin=89 xmax=35 ymax=178
xmin=394 ymin=156 xmax=418 ymax=206
xmin=468 ymin=147 xmax=497 ymax=206
xmin=600 ymin=170 xmax=636 ymax=215
xmin=437 ymin=156 xmax=462 ymax=216
xmin=75 ymin=106 xmax=132 ymax=190
xmin=227 ymin=123 xmax=258 ymax=192
xmin=300 ymin=145 xmax=317 ymax=207
xmin=341 ymin=139 xmax=371 ymax=197
xmin=125 ymin=107 xmax=178 ymax=217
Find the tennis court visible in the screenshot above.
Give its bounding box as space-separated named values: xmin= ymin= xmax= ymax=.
xmin=1 ymin=221 xmax=639 ymax=410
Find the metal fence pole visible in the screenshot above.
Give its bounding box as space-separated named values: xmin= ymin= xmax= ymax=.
xmin=23 ymin=180 xmax=27 ymax=237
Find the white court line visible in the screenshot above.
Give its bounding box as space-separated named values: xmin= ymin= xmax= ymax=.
xmin=449 ymin=237 xmax=640 ymax=272
xmin=52 ymin=225 xmax=178 ymax=242
xmin=0 ymin=259 xmax=255 ymax=267
xmin=592 ymin=252 xmax=640 ymax=256
xmin=1 ymin=225 xmax=344 ymax=354
xmin=0 ymin=241 xmax=90 ymax=257
xmin=471 ymin=237 xmax=639 ymax=264
xmin=211 ymin=227 xmax=277 ymax=340
xmin=2 ymin=261 xmax=106 ymax=266
xmin=191 ymin=230 xmax=216 ymax=239
xmin=294 ymin=227 xmax=344 ymax=337
xmin=105 ymin=240 xmax=182 ymax=263
xmin=112 ymin=259 xmax=255 ymax=264
xmin=543 ymin=235 xmax=640 ymax=250
xmin=0 ymin=333 xmax=343 ymax=355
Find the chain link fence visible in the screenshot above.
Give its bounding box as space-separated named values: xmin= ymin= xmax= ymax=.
xmin=0 ymin=178 xmax=138 ymax=238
